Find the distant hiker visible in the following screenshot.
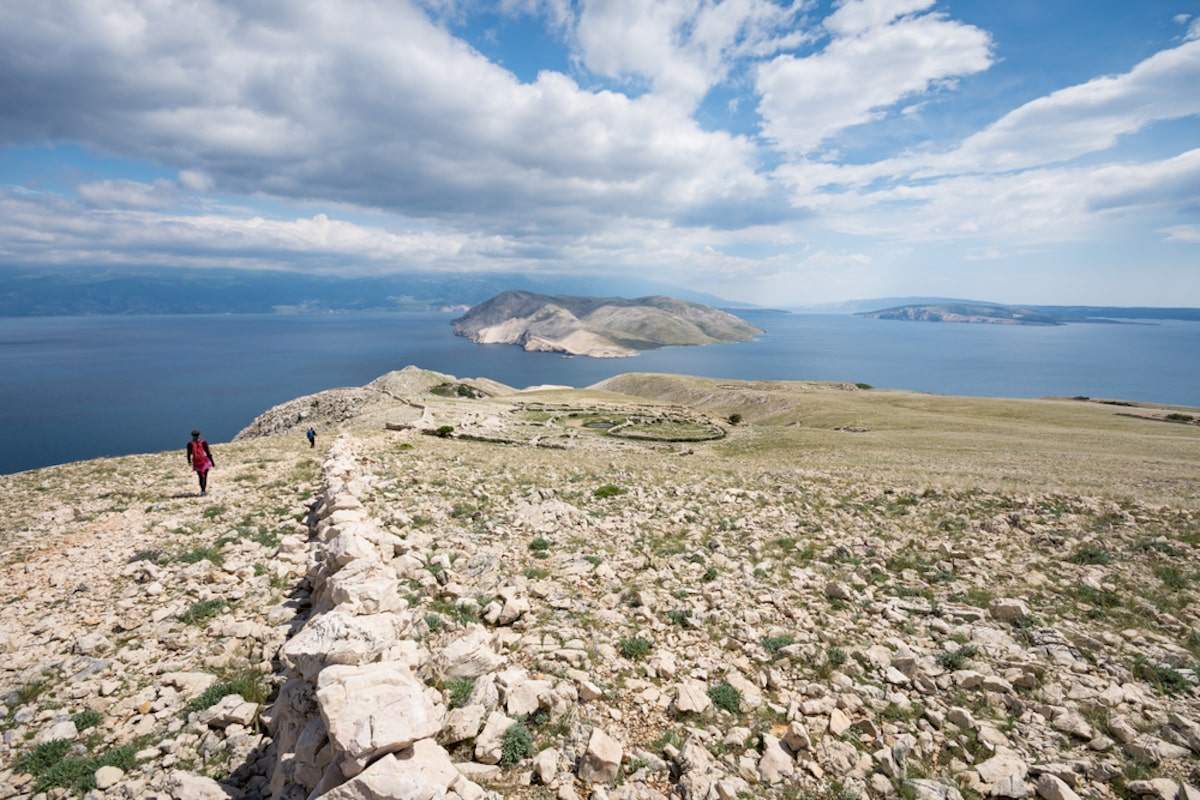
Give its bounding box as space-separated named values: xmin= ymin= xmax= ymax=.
xmin=187 ymin=430 xmax=215 ymax=496
xmin=306 ymin=426 xmax=317 ymax=448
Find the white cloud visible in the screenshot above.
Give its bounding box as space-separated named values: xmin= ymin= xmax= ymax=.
xmin=573 ymin=0 xmax=809 ymax=106
xmin=755 ymin=4 xmax=991 ymax=154
xmin=824 ymin=0 xmax=934 ymax=36
xmin=929 ymin=39 xmax=1200 ymax=174
xmin=1160 ymin=224 xmax=1200 ymax=243
xmin=77 ymin=179 xmax=178 ymax=208
xmin=0 ymin=0 xmax=769 ymax=229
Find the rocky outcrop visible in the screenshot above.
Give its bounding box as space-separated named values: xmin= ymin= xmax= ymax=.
xmin=451 ymin=290 xmax=762 ymax=358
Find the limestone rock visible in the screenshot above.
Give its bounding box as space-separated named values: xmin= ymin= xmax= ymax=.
xmin=579 ymin=727 xmax=623 ymax=785
xmin=317 ymin=661 xmax=446 ymax=775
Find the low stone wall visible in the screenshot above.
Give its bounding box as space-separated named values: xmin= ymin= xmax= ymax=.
xmin=265 ymin=436 xmax=497 ymax=800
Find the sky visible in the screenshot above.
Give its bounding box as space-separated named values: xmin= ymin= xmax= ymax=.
xmin=0 ymin=0 xmax=1198 ymax=306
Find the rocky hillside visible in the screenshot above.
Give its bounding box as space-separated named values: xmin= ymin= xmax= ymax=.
xmin=1 ymin=368 xmax=1198 ymax=800
xmin=451 ymin=291 xmax=762 ymax=358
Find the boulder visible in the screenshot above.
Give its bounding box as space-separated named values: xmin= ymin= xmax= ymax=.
xmin=439 ymin=627 xmax=504 ymax=678
xmin=989 ymin=599 xmax=1030 ymax=622
xmin=317 ymin=662 xmax=446 ymax=776
xmin=579 ymin=727 xmax=623 ymax=785
xmin=281 ymin=610 xmax=408 ymax=680
xmin=474 ymin=711 xmax=514 ymax=765
xmin=168 ymin=771 xmax=232 ymax=800
xmin=321 ymin=740 xmax=466 ymax=800
xmin=674 ymin=679 xmax=711 ymax=715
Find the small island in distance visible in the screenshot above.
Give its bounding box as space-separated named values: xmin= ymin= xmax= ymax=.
xmin=857 ymin=300 xmax=1200 ymax=326
xmin=452 ymin=290 xmax=763 ymax=358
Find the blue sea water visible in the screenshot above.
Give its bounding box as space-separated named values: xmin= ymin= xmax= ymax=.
xmin=1 ymin=310 xmax=1197 ymax=474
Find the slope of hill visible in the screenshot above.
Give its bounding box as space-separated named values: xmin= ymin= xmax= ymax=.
xmin=1 ymin=369 xmax=1198 ymax=800
xmin=451 ymin=290 xmax=763 ymax=357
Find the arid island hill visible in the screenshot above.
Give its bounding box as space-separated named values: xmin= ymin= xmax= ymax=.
xmin=451 ymin=291 xmax=762 ymax=357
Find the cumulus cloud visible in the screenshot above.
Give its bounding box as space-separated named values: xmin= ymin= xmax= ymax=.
xmin=573 ymin=0 xmax=809 ymax=106
xmin=0 ymin=0 xmax=768 ymax=229
xmin=755 ymin=0 xmax=991 ymax=154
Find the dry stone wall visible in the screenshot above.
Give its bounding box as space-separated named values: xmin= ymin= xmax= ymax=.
xmin=267 ymin=437 xmax=497 ymax=800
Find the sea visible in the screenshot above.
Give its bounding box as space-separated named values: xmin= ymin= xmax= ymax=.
xmin=2 ymin=310 xmax=1198 ymax=475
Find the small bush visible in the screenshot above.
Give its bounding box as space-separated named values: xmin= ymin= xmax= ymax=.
xmin=1165 ymin=413 xmax=1195 ymax=422
xmin=14 ymin=738 xmax=138 ymax=794
xmin=424 ymin=613 xmax=443 ymax=633
xmin=185 ymin=669 xmax=269 ymax=715
xmin=1154 ymin=564 xmax=1190 ymax=591
xmin=937 ymin=645 xmax=978 ymax=671
xmin=15 ymin=739 xmax=73 ymax=776
xmin=180 ymin=598 xmax=228 ymax=625
xmin=594 ymin=483 xmax=625 ymax=499
xmin=1069 ymin=544 xmax=1111 ymax=565
xmin=762 ymin=635 xmax=795 ymax=655
xmin=1132 ymin=656 xmax=1190 ymax=695
xmin=701 ymin=566 xmax=718 ymax=582
xmin=446 ymin=677 xmax=475 ymax=709
xmin=523 ymin=566 xmax=549 ymax=580
xmin=728 ymin=413 xmax=743 ymax=425
xmin=202 ymin=504 xmax=226 ymax=519
xmin=500 ymin=721 xmax=533 ymax=765
xmin=177 ymin=545 xmax=224 ymax=566
xmin=827 ymin=646 xmax=847 ymax=668
xmin=855 ymin=382 xmax=873 ymax=390
xmin=71 ymin=709 xmax=102 ymax=731
xmin=434 ymin=425 xmax=455 ymax=438
xmin=707 ymin=681 xmax=740 ymax=714
xmin=618 ymin=636 xmax=652 ymax=661
xmin=529 ymin=536 xmax=551 ymax=552
xmin=666 ymin=609 xmax=693 ymax=628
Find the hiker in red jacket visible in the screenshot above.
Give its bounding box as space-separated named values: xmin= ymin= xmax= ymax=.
xmin=186 ymin=430 xmax=216 ymax=496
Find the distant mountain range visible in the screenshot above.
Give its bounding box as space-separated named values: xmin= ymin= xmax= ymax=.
xmin=452 ymin=290 xmax=762 ymax=358
xmin=0 ymin=266 xmax=736 ymax=317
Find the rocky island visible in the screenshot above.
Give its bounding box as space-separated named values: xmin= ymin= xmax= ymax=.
xmin=1 ymin=366 xmax=1199 ymax=800
xmin=858 ymin=303 xmax=1063 ymax=326
xmin=451 ymin=291 xmax=762 ymax=358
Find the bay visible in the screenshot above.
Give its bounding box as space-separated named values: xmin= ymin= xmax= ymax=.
xmin=1 ymin=310 xmax=1197 ymax=474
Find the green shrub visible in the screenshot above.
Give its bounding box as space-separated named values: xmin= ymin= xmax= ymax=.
xmin=707 ymin=682 xmax=740 ymax=714
xmin=827 ymin=646 xmax=847 ymax=668
xmin=14 ymin=740 xmax=137 ymax=794
xmin=701 ymin=566 xmax=718 ymax=582
xmin=1131 ymin=656 xmax=1190 ymax=695
xmin=202 ymin=504 xmax=226 ymax=519
xmin=667 ymin=609 xmax=693 ymax=628
xmin=1068 ymin=544 xmax=1111 ymax=565
xmin=500 ymin=721 xmax=533 ymax=765
xmin=937 ymin=645 xmax=978 ymax=671
xmin=618 ymin=636 xmax=652 ymax=661
xmin=179 ymin=599 xmax=228 ymax=625
xmin=185 ymin=669 xmax=269 ymax=715
xmin=177 ymin=545 xmax=223 ymax=565
xmin=71 ymin=709 xmax=102 ymax=731
xmin=762 ymin=635 xmax=795 ymax=655
xmin=434 ymin=425 xmax=455 ymax=438
xmin=593 ymin=484 xmax=625 ymax=499
xmin=529 ymin=536 xmax=551 ymax=552
xmin=855 ymin=382 xmax=873 ymax=390
xmin=728 ymin=413 xmax=743 ymax=425
xmin=446 ymin=677 xmax=475 ymax=709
